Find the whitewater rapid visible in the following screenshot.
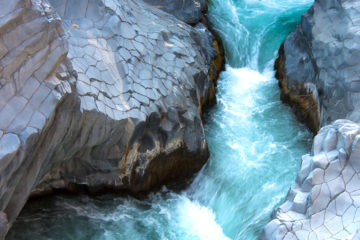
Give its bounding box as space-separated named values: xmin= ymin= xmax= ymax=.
xmin=8 ymin=0 xmax=313 ymax=239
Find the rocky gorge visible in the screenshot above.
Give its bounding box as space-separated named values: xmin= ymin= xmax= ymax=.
xmin=2 ymin=0 xmax=360 ymax=239
xmin=0 ymin=0 xmax=224 ymax=238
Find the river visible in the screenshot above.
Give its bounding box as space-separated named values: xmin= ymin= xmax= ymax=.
xmin=8 ymin=0 xmax=313 ymax=239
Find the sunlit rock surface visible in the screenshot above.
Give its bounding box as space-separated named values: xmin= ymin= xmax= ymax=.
xmin=0 ymin=0 xmax=221 ymax=237
xmin=275 ymin=0 xmax=360 ymax=133
xmin=262 ymin=120 xmax=360 ymax=240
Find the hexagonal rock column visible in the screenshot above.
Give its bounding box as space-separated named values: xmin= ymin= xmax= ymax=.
xmin=0 ymin=0 xmax=221 ymax=237
xmin=261 ymin=120 xmax=360 ymax=240
xmin=275 ymin=0 xmax=360 ymax=133
xmin=0 ymin=0 xmax=70 ymax=236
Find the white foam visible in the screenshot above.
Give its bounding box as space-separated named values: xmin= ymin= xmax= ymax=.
xmin=60 ymin=201 xmax=133 ymax=222
xmin=262 ymin=182 xmax=276 ymax=190
xmin=245 ymin=0 xmax=312 ymax=10
xmin=226 ymin=67 xmax=270 ymax=94
xmin=229 ymin=142 xmax=241 ymax=150
xmin=177 ymin=197 xmax=230 ymax=240
xmin=220 ymin=66 xmax=272 ymax=114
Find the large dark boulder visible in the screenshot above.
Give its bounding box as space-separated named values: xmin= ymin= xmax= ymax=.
xmin=0 ymin=0 xmax=223 ymax=237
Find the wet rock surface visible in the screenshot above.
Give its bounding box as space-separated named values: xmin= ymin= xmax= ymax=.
xmin=262 ymin=120 xmax=360 ymax=240
xmin=0 ymin=0 xmax=223 ymax=237
xmin=275 ymin=0 xmax=360 ymax=133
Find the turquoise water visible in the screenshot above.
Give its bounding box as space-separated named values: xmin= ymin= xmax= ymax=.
xmin=8 ymin=0 xmax=313 ymax=239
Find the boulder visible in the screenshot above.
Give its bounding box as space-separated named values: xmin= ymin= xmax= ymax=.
xmin=275 ymin=0 xmax=360 ymax=133
xmin=0 ymin=0 xmax=223 ymax=237
xmin=261 ymin=120 xmax=360 ymax=240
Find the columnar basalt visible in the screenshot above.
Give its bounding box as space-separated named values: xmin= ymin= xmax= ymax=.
xmin=261 ymin=120 xmax=360 ymax=239
xmin=275 ymin=0 xmax=360 ymax=133
xmin=0 ymin=0 xmax=223 ymax=237
xmin=265 ymin=0 xmax=360 ymax=238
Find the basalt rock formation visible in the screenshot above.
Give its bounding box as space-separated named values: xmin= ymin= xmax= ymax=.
xmin=263 ymin=0 xmax=360 ymax=239
xmin=261 ymin=120 xmax=360 ymax=240
xmin=275 ymin=0 xmax=360 ymax=133
xmin=0 ymin=0 xmax=223 ymax=237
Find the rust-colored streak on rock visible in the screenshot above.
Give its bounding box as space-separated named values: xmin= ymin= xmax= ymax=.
xmin=119 ymin=145 xmax=130 ymax=173
xmin=129 ymin=144 xmax=209 ymax=193
xmin=275 ymin=43 xmax=320 ymax=133
xmin=199 ymin=27 xmax=224 ymax=116
xmin=209 ymin=38 xmax=224 ymax=85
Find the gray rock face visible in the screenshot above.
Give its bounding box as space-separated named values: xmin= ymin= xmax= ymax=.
xmin=265 ymin=0 xmax=360 ymax=239
xmin=276 ymin=0 xmax=360 ymax=133
xmin=0 ymin=0 xmax=221 ymax=237
xmin=142 ymin=0 xmax=206 ymax=24
xmin=261 ymin=120 xmax=360 ymax=240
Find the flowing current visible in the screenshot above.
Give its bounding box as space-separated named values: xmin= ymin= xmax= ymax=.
xmin=8 ymin=0 xmax=313 ymax=239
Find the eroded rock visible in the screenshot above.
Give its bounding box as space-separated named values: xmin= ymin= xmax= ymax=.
xmin=275 ymin=0 xmax=360 ymax=133
xmin=0 ymin=0 xmax=223 ymax=237
xmin=261 ymin=120 xmax=360 ymax=240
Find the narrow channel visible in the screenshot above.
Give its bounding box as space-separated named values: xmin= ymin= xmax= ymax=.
xmin=8 ymin=0 xmax=313 ymax=239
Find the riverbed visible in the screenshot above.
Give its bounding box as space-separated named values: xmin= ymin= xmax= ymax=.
xmin=8 ymin=0 xmax=313 ymax=239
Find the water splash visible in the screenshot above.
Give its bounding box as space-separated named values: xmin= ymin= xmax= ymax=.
xmin=176 ymin=197 xmax=230 ymax=240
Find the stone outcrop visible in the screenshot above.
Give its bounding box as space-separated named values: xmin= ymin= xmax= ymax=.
xmin=275 ymin=0 xmax=360 ymax=133
xmin=261 ymin=120 xmax=360 ymax=240
xmin=265 ymin=0 xmax=360 ymax=238
xmin=0 ymin=0 xmax=223 ymax=237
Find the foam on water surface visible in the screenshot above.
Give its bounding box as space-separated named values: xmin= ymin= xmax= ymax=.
xmin=8 ymin=0 xmax=314 ymax=239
